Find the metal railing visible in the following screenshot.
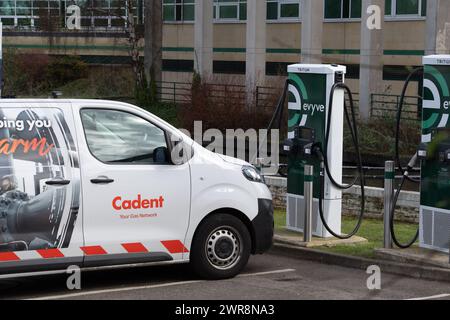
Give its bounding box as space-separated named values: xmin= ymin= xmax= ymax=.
xmin=154 ymin=81 xmax=281 ymax=112
xmin=371 ymin=93 xmax=421 ymax=121
xmin=156 ymin=81 xmax=191 ymax=104
xmin=256 ymin=86 xmax=283 ymax=112
xmin=102 ymin=81 xmax=253 ymax=106
xmin=100 ymin=81 xmax=422 ymax=122
xmin=206 ymin=83 xmax=247 ymax=108
xmin=345 ymin=93 xmax=360 ymax=119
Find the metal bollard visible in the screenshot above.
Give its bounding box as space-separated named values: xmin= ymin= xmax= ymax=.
xmin=384 ymin=161 xmax=395 ymax=249
xmin=304 ymin=165 xmax=314 ymax=243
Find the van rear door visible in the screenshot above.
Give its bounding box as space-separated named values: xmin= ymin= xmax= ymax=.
xmin=0 ymin=102 xmax=84 ymax=274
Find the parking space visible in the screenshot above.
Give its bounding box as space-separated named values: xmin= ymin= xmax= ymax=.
xmin=1 ymin=252 xmax=449 ymax=300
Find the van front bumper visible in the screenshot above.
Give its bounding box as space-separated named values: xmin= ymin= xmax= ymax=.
xmin=251 ymin=199 xmax=274 ymax=254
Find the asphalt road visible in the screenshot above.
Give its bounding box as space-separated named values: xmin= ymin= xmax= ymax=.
xmin=0 ymin=250 xmax=449 ymax=300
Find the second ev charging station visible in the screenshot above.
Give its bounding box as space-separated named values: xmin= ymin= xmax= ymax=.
xmin=420 ymin=55 xmax=450 ymax=253
xmin=391 ymin=54 xmax=450 ymax=253
xmin=285 ymin=64 xmax=346 ymax=238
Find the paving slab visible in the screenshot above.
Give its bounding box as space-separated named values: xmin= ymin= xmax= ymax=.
xmin=275 ymin=229 xmax=368 ymax=248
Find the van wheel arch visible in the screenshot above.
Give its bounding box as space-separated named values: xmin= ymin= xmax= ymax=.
xmin=194 ymin=208 xmax=257 ymax=255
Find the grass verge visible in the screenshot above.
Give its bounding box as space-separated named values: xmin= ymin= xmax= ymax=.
xmin=274 ymin=209 xmax=418 ymax=258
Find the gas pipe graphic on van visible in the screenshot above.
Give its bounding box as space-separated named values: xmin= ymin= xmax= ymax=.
xmin=0 ymin=107 xmax=80 ymax=253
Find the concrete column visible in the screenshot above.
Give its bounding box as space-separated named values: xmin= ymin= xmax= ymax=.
xmin=144 ymin=0 xmax=163 ymax=86
xmin=301 ymin=0 xmax=323 ymax=63
xmin=359 ymin=0 xmax=385 ymax=121
xmin=194 ymin=0 xmax=213 ymax=79
xmin=426 ymin=0 xmax=450 ymax=55
xmin=246 ymin=0 xmax=266 ymax=104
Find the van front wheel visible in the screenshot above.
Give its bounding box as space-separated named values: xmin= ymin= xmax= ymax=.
xmin=190 ymin=214 xmax=251 ymax=280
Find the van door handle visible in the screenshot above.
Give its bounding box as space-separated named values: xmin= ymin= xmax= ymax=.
xmin=46 ymin=179 xmax=71 ymax=186
xmin=91 ymin=177 xmax=115 ymax=184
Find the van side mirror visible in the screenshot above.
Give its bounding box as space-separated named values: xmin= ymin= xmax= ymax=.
xmin=153 ymin=147 xmax=170 ymax=164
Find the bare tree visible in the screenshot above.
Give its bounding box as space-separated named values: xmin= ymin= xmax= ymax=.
xmin=124 ymin=0 xmax=144 ymax=88
xmin=89 ymin=0 xmax=145 ymax=88
xmin=90 ymin=0 xmax=162 ymax=103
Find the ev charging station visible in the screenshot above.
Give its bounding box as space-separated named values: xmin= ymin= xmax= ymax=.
xmin=282 ymin=59 xmax=450 ymax=252
xmin=420 ymin=55 xmax=450 ymax=253
xmin=285 ymin=64 xmax=346 ymax=238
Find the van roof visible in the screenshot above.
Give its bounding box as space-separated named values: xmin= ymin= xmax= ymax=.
xmin=0 ymin=99 xmax=134 ymax=107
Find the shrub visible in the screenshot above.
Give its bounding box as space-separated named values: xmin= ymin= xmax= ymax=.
xmin=147 ymin=102 xmax=179 ymax=127
xmin=3 ymin=50 xmax=51 ymax=96
xmin=343 ymin=115 xmax=421 ymax=159
xmin=179 ymin=79 xmax=282 ymax=134
xmin=3 ymin=51 xmax=88 ymax=97
xmin=90 ymin=66 xmax=135 ymax=98
xmin=46 ymin=56 xmax=88 ymax=88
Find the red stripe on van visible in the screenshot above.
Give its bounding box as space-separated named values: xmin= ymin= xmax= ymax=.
xmin=81 ymin=246 xmax=108 ymax=256
xmin=0 ymin=252 xmax=20 ymax=262
xmin=37 ymin=249 xmax=65 ymax=259
xmin=122 ymin=243 xmax=148 ymax=253
xmin=161 ymin=240 xmax=189 ymax=254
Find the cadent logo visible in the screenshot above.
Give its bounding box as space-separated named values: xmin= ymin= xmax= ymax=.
xmin=112 ymin=195 xmax=165 ymax=211
xmin=303 ymin=103 xmax=325 ymax=116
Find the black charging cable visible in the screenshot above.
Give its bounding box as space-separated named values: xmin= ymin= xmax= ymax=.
xmin=389 ymin=67 xmax=424 ymax=249
xmin=316 ymin=82 xmax=366 ymax=239
xmin=395 ymin=67 xmax=423 ymax=183
xmin=389 ymin=67 xmax=424 ymax=248
xmin=390 ymin=153 xmax=420 ymax=248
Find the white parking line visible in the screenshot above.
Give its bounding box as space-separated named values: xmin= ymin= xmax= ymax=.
xmin=406 ymin=293 xmax=450 ymax=301
xmin=239 ymin=269 xmax=295 ymax=278
xmin=26 ymin=268 xmax=296 ymax=300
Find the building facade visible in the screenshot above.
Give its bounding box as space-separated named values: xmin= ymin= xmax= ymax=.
xmin=2 ymin=0 xmax=449 ymax=102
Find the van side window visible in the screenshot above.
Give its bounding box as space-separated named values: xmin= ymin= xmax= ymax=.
xmin=80 ymin=109 xmax=169 ymax=165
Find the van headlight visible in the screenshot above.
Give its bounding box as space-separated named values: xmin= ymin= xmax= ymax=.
xmin=242 ymin=166 xmax=264 ymax=183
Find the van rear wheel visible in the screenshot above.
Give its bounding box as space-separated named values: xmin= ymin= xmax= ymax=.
xmin=190 ymin=214 xmax=251 ymax=280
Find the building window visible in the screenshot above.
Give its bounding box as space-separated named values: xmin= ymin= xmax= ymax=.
xmin=267 ymin=0 xmax=301 ymax=21
xmin=163 ymin=0 xmax=194 ymax=22
xmin=0 ymin=0 xmax=146 ymax=29
xmin=325 ymin=0 xmax=426 ymax=20
xmin=324 ymin=0 xmax=361 ymax=19
xmin=213 ymin=0 xmax=300 ymax=22
xmin=71 ymin=0 xmax=140 ymax=29
xmin=385 ymin=0 xmax=427 ymax=17
xmin=213 ymin=0 xmax=246 ymax=21
xmin=0 ymin=0 xmax=65 ymax=28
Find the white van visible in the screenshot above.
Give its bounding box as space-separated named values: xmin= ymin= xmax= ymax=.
xmin=0 ymin=99 xmax=273 ymax=280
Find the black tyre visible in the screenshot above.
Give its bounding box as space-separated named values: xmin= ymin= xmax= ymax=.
xmin=190 ymin=214 xmax=252 ymax=280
